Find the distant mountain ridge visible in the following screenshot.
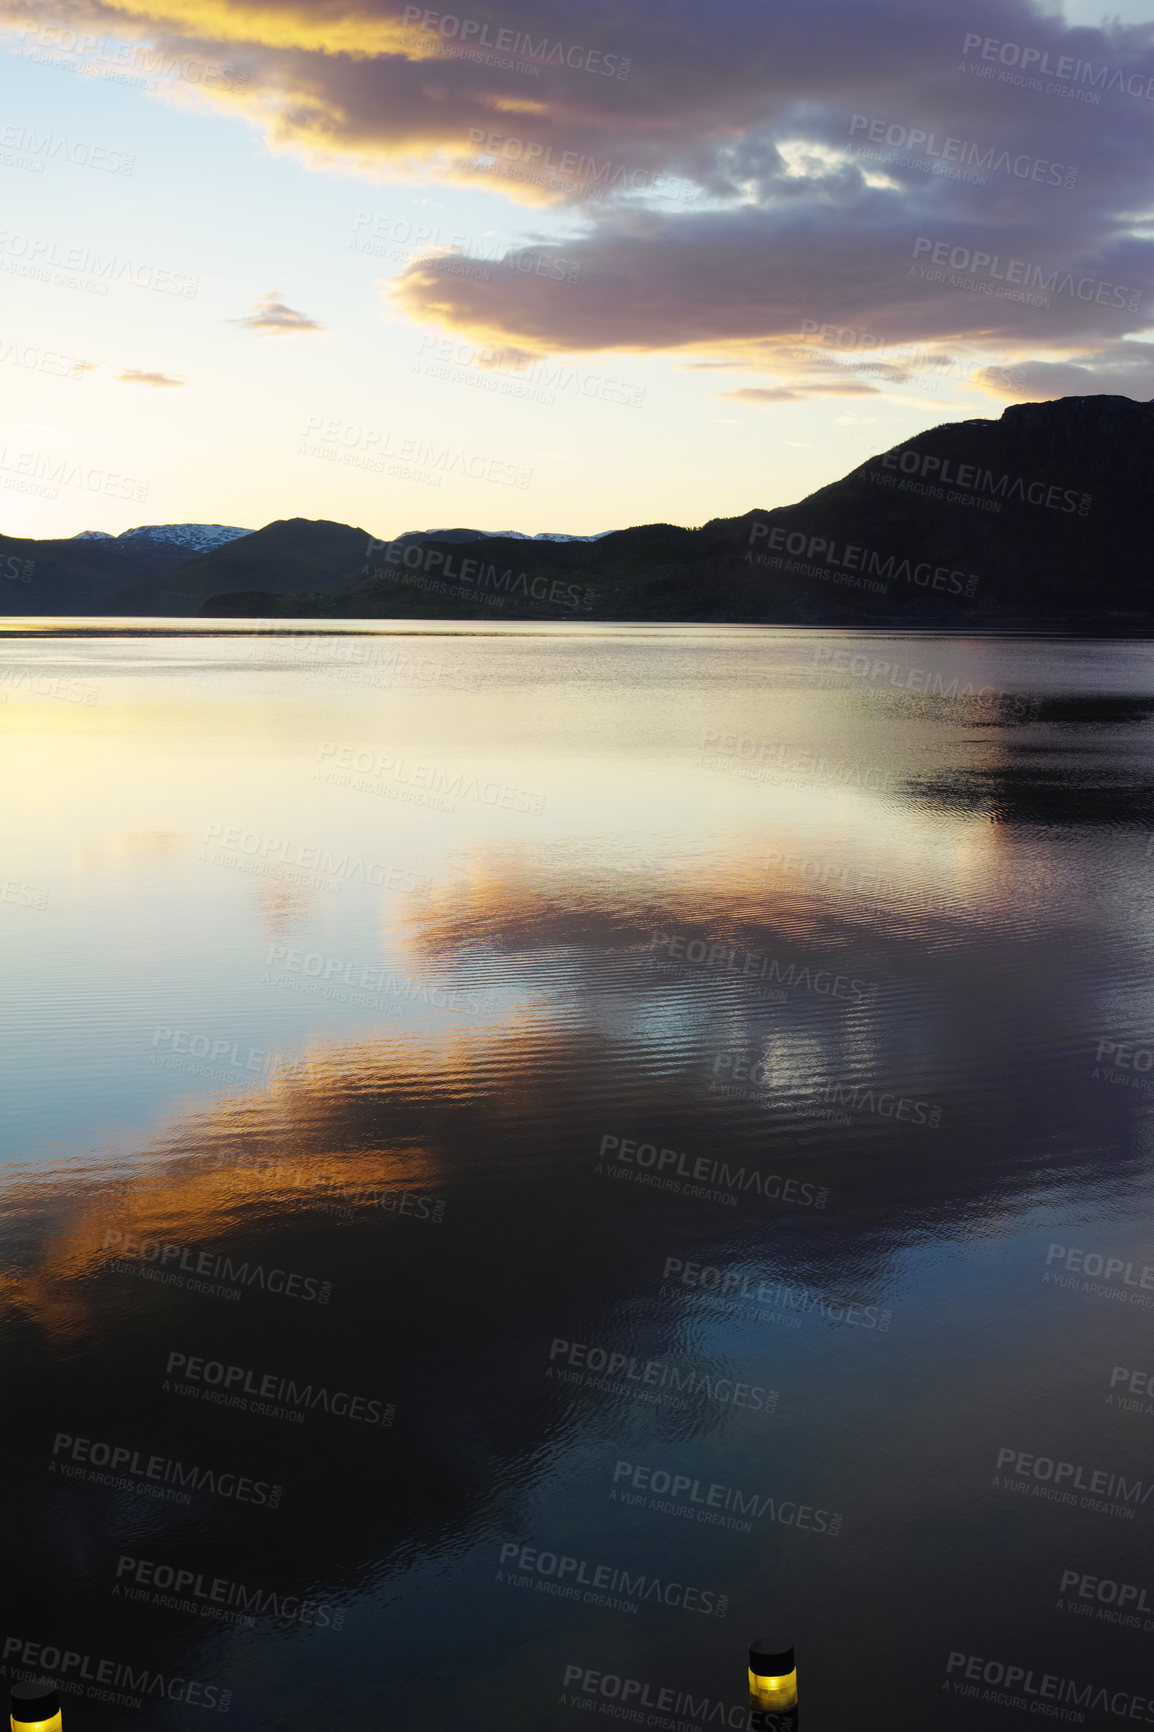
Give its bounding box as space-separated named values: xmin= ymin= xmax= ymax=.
xmin=71 ymin=523 xmax=255 ymax=553
xmin=67 ymin=522 xmax=608 ymax=551
xmin=396 ymin=529 xmax=612 ymax=543
xmin=3 ymin=395 xmax=1151 ymax=630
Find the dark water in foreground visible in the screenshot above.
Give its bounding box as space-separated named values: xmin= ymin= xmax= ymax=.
xmin=3 ymin=625 xmax=1154 ymax=1732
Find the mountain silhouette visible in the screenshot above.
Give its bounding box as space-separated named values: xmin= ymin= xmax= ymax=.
xmin=1 ymin=396 xmax=1147 ymax=629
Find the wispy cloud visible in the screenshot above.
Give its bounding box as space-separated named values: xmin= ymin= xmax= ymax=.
xmin=721 ymin=382 xmax=883 ymax=404
xmin=232 ymin=291 xmax=324 ymax=335
xmin=116 ymin=370 xmax=185 ymax=387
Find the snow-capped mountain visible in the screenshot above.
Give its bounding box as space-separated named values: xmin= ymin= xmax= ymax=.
xmin=70 ymin=524 xmax=254 ymax=553
xmin=399 ymin=528 xmax=613 ymax=543
xmin=525 ymin=531 xmax=613 ymax=542
xmin=69 ymin=523 xmax=606 ymax=551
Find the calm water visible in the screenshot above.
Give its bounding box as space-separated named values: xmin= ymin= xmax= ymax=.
xmin=3 ymin=625 xmax=1154 ymax=1732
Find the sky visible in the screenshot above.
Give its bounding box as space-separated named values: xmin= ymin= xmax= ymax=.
xmin=1 ymin=0 xmax=1153 ymax=539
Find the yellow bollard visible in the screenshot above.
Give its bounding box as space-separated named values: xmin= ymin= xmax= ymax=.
xmin=10 ymin=1682 xmax=62 ymax=1732
xmin=748 ymin=1640 xmax=798 ymax=1729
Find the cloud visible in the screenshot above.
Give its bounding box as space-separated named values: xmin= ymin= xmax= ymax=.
xmin=977 ymin=341 xmax=1154 ymax=399
xmin=9 ymin=0 xmax=1154 ymax=395
xmin=721 ymin=382 xmax=884 ymax=403
xmin=12 ymin=0 xmax=1154 ymax=202
xmin=389 ymin=197 xmax=1154 ymax=363
xmin=116 ymin=370 xmax=185 ymax=387
xmin=231 ymin=291 xmax=325 ymax=334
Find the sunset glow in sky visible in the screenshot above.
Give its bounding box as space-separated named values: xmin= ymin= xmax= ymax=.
xmin=2 ymin=0 xmax=1153 ymax=539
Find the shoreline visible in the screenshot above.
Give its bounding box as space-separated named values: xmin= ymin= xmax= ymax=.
xmin=4 ymin=617 xmax=1154 ymax=640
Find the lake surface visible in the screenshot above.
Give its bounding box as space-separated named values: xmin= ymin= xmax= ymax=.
xmin=3 ymin=624 xmax=1154 ymax=1732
